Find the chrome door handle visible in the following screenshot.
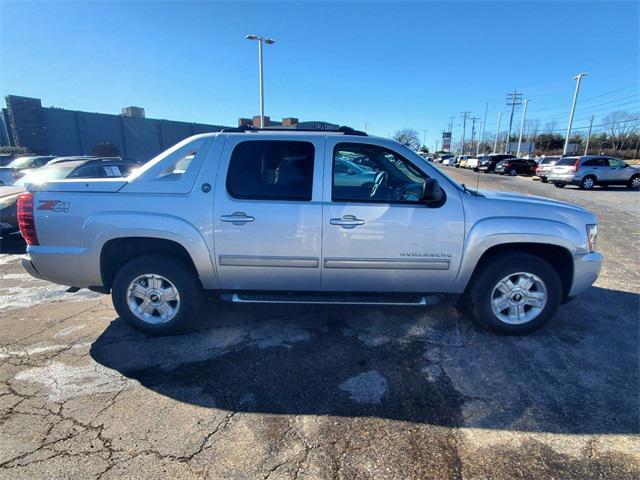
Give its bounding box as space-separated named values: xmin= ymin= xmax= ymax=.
xmin=330 ymin=215 xmax=365 ymax=229
xmin=221 ymin=212 xmax=255 ymax=225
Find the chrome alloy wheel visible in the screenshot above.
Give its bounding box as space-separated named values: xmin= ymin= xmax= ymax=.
xmin=631 ymin=176 xmax=640 ymax=189
xmin=490 ymin=272 xmax=547 ymax=325
xmin=127 ymin=274 xmax=180 ymax=324
xmin=582 ymin=177 xmax=595 ymax=189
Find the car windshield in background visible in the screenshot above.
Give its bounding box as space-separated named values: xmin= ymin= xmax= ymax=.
xmin=6 ymin=157 xmax=36 ymax=168
xmin=540 ymin=158 xmax=558 ymax=164
xmin=14 ymin=164 xmax=77 ymax=186
xmin=555 ymin=157 xmax=579 ymax=166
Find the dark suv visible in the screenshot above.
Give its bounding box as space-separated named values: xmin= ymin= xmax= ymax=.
xmin=495 ymin=158 xmax=537 ymax=176
xmin=477 ymin=154 xmax=517 ymax=173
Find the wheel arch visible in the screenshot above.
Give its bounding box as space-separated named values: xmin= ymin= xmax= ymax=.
xmin=85 ymin=212 xmax=219 ymax=291
xmin=463 ymin=243 xmax=573 ymax=299
xmin=452 ymin=218 xmax=582 ymax=298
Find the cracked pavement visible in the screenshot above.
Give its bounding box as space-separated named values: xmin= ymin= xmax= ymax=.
xmin=0 ymin=169 xmax=639 ymax=479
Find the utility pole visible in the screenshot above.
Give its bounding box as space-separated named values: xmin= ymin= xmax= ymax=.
xmin=564 ymin=73 xmax=588 ymax=155
xmin=460 ymin=111 xmax=470 ymax=155
xmin=423 ymin=129 xmax=428 ymax=148
xmin=516 ymin=99 xmax=529 ymax=157
xmin=469 ymin=117 xmax=480 ymax=156
xmin=505 ymin=90 xmax=523 ymax=154
xmin=364 ymin=122 xmax=369 ymax=133
xmin=584 ymin=114 xmax=595 ymax=155
xmin=477 ymin=102 xmax=488 ymax=156
xmin=493 ymin=112 xmax=503 ymax=153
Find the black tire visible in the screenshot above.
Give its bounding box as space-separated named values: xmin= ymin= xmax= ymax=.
xmin=508 ymin=169 xmax=517 ymax=176
xmin=628 ymin=174 xmax=640 ymax=190
xmin=460 ymin=253 xmax=562 ymax=335
xmin=112 ymin=255 xmax=204 ymax=335
xmin=579 ymin=175 xmax=596 ymax=190
xmin=541 ymin=178 xmax=548 ymax=183
xmin=554 ymin=182 xmax=566 ymax=188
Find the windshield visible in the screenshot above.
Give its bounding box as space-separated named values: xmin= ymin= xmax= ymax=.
xmin=14 ymin=164 xmax=77 ymax=186
xmin=6 ymin=157 xmax=36 ymax=168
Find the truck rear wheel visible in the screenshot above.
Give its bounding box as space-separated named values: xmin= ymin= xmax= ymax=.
xmin=462 ymin=253 xmax=562 ymax=334
xmin=112 ymin=255 xmax=204 ymax=335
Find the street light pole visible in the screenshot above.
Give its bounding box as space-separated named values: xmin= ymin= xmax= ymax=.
xmin=493 ymin=112 xmax=502 ymax=153
xmin=516 ymin=99 xmax=529 ymax=157
xmin=584 ymin=114 xmax=595 ymax=155
xmin=246 ymin=34 xmax=275 ymax=128
xmin=477 ymin=102 xmax=488 ymax=156
xmin=563 ymin=72 xmax=588 ymax=155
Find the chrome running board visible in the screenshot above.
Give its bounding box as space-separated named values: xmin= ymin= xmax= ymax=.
xmin=219 ymin=292 xmax=442 ymax=306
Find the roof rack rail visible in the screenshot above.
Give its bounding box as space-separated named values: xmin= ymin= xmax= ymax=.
xmin=220 ymin=125 xmax=367 ymax=136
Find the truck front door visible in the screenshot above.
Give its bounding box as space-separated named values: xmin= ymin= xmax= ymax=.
xmin=321 ymin=139 xmax=465 ymax=292
xmin=213 ymin=136 xmax=324 ymax=291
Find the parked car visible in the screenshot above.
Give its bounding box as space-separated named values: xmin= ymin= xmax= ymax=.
xmin=333 ymin=157 xmax=377 ymax=187
xmin=440 ymin=155 xmax=455 ymax=165
xmin=549 ymin=155 xmax=640 ymax=190
xmin=0 ymin=156 xmax=56 ymax=185
xmin=534 ymin=156 xmax=561 ymax=183
xmin=457 ymin=155 xmax=471 ymax=168
xmin=0 ymin=153 xmax=21 ymax=167
xmin=477 ymin=154 xmax=518 ymax=173
xmin=466 ymin=156 xmax=482 ymax=171
xmin=0 ymin=158 xmax=139 ymax=236
xmin=495 ymin=158 xmax=537 ymax=176
xmin=18 ymin=128 xmax=601 ymax=336
xmin=438 ymin=154 xmax=454 ymax=164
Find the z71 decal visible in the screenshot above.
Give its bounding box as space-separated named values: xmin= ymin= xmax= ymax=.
xmin=37 ymin=200 xmax=70 ymax=213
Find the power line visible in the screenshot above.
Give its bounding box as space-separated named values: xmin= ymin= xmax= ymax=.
xmin=531 ymin=83 xmax=640 ymax=113
xmin=530 ymin=95 xmax=640 ymax=121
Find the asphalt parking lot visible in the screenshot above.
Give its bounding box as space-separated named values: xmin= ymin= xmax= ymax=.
xmin=1 ymin=170 xmax=638 ymax=479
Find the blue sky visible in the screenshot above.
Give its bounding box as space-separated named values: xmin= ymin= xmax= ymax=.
xmin=1 ymin=1 xmax=638 ymax=149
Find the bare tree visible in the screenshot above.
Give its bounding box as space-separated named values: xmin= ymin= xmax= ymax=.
xmin=604 ymin=111 xmax=638 ymax=151
xmin=392 ymin=128 xmax=421 ymax=150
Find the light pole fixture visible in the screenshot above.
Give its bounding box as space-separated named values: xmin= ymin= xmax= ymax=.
xmin=563 ymin=73 xmax=588 ymax=155
xmin=246 ymin=34 xmax=275 ymax=128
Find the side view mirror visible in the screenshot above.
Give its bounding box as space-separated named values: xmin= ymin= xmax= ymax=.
xmin=421 ymin=178 xmax=445 ymax=206
xmin=347 ymin=168 xmax=356 ymax=175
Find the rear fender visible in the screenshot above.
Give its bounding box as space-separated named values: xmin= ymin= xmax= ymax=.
xmin=84 ymin=212 xmax=218 ymax=289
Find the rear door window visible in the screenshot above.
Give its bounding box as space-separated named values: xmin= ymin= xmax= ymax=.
xmin=226 ymin=140 xmax=315 ymax=201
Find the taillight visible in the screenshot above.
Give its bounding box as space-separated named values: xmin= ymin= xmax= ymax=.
xmin=504 ymin=162 xmax=511 ymax=168
xmin=573 ymin=159 xmax=580 ymax=172
xmin=17 ymin=192 xmax=39 ymax=245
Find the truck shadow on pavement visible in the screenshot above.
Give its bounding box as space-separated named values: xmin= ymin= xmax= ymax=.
xmin=90 ymin=286 xmax=639 ymax=435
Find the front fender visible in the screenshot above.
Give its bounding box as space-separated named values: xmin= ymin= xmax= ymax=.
xmin=84 ymin=212 xmax=218 ymax=289
xmin=450 ymin=217 xmax=585 ymax=293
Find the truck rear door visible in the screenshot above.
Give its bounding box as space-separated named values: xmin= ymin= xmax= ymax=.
xmin=212 ymin=135 xmax=324 ymax=291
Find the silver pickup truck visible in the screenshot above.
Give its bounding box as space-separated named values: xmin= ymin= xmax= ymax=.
xmin=18 ymin=128 xmax=602 ymax=335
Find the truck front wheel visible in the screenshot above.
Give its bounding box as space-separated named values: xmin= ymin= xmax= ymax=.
xmin=461 ymin=253 xmax=562 ymax=334
xmin=112 ymin=255 xmax=204 ymax=335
